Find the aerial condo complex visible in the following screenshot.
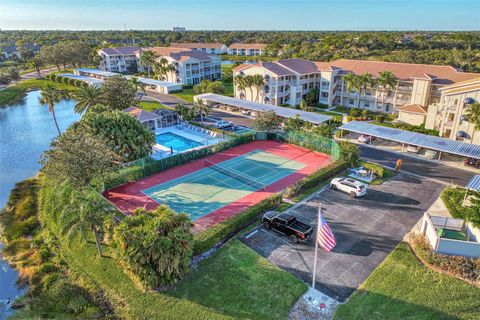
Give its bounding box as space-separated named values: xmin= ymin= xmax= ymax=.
xmin=0 ymin=1 xmax=480 ymax=320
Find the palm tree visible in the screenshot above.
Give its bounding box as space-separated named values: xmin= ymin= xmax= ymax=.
xmin=343 ymin=73 xmax=356 ymax=107
xmin=465 ymin=102 xmax=480 ymax=130
xmin=73 ymin=85 xmax=104 ymax=114
xmin=234 ymin=74 xmax=247 ymax=99
xmin=153 ymin=58 xmax=176 ymax=82
xmin=252 ymin=74 xmax=264 ymax=102
xmin=39 ymin=84 xmax=64 ymax=135
xmin=140 ymin=50 xmax=159 ymax=77
xmin=351 ymin=75 xmax=363 ymax=108
xmin=175 ymin=104 xmax=189 ymax=121
xmin=194 ymin=98 xmax=209 ymax=123
xmin=129 ymin=77 xmax=147 ymax=101
xmin=377 ymin=70 xmax=396 ymax=110
xmin=61 ymin=188 xmax=110 ymax=257
xmin=244 ymin=75 xmax=254 ymax=100
xmin=359 ymin=73 xmax=375 ymax=109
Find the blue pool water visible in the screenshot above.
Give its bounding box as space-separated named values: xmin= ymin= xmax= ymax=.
xmin=155 ymin=132 xmax=202 ymax=152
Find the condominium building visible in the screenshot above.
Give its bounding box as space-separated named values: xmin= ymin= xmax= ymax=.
xmin=234 ymin=58 xmax=479 ymax=114
xmin=98 ymin=46 xmax=141 ymax=73
xmin=228 ymin=43 xmax=267 ymax=56
xmin=169 ymin=43 xmax=227 ymax=55
xmin=141 ymin=47 xmax=222 ymax=85
xmin=233 ymin=59 xmax=321 ymax=106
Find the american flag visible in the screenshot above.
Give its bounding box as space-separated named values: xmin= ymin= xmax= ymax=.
xmin=317 ymin=208 xmax=336 ymax=252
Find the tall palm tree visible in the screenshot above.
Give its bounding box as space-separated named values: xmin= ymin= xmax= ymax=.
xmin=359 ymin=73 xmax=375 ymax=109
xmin=234 ymin=74 xmax=247 ymax=99
xmin=194 ymin=98 xmax=209 ymax=123
xmin=351 ymin=75 xmax=363 ymax=108
xmin=73 ymin=85 xmax=104 ymax=114
xmin=140 ymin=50 xmax=159 ymax=77
xmin=465 ymin=102 xmax=480 ymax=129
xmin=129 ymin=77 xmax=147 ymax=101
xmin=244 ymin=75 xmax=254 ymax=100
xmin=377 ymin=70 xmax=396 ymax=110
xmin=39 ymin=84 xmax=64 ymax=135
xmin=252 ymin=74 xmax=264 ymax=102
xmin=343 ymin=73 xmax=356 ymax=107
xmin=61 ymin=188 xmax=110 ymax=257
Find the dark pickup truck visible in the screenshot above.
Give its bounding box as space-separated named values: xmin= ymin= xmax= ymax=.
xmin=262 ymin=211 xmax=313 ymax=243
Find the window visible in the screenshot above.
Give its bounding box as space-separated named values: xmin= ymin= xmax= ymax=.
xmin=349 ymin=99 xmax=354 ymax=105
xmin=322 ymin=81 xmax=329 ymax=87
xmin=364 ymin=102 xmax=370 ymax=108
xmin=386 ymin=105 xmax=390 ymax=112
xmin=321 ymin=92 xmax=329 ymax=98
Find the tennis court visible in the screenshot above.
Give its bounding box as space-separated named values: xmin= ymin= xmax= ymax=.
xmin=104 ymin=140 xmax=333 ymax=231
xmin=142 ymin=150 xmax=305 ymax=220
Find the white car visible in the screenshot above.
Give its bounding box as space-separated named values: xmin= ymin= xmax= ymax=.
xmin=213 ymin=120 xmax=233 ymax=129
xmin=358 ymin=134 xmax=375 ymax=144
xmin=406 ymin=145 xmax=420 ymax=153
xmin=330 ymin=177 xmax=367 ymax=198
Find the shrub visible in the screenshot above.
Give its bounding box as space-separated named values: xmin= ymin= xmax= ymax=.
xmin=339 ymin=141 xmax=360 ymax=166
xmin=345 ymin=115 xmax=353 ymax=122
xmin=361 ymin=110 xmax=369 ymax=117
xmin=411 ymin=235 xmax=480 ymax=284
xmin=284 ymin=160 xmax=348 ymax=198
xmin=74 ymin=79 xmax=83 ymax=87
xmin=68 ymin=78 xmax=76 ymax=86
xmin=349 ymin=108 xmax=360 ymax=117
xmin=194 ymin=194 xmax=282 ymax=255
xmin=376 ymin=114 xmax=385 ymax=123
xmin=113 ymin=205 xmax=194 ymax=290
xmin=362 ymin=162 xmax=385 ymax=178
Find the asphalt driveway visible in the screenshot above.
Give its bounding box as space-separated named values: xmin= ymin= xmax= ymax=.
xmin=241 ymin=173 xmax=444 ymax=301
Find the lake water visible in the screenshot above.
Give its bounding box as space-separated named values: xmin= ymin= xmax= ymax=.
xmin=221 ymin=59 xmax=259 ymax=65
xmin=0 ymin=90 xmax=80 ymax=319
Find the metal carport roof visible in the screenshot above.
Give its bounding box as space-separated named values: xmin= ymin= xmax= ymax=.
xmin=466 ymin=174 xmax=480 ymax=191
xmin=339 ymin=121 xmax=480 ymax=159
xmin=194 ymin=93 xmax=332 ymax=124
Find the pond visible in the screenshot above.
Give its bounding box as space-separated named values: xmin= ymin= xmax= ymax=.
xmin=0 ymin=90 xmax=80 ymax=319
xmin=221 ymin=59 xmax=259 ymax=65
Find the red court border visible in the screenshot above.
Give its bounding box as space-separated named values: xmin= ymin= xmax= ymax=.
xmin=103 ymin=140 xmax=332 ymax=233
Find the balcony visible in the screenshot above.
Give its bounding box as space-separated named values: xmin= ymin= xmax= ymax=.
xmin=444 ymin=121 xmax=454 ymax=128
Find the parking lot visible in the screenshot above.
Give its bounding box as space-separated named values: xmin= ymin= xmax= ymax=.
xmin=241 ymin=173 xmax=444 ymax=301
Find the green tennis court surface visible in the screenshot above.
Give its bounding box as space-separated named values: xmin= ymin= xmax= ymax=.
xmin=142 ymin=150 xmax=305 ymax=220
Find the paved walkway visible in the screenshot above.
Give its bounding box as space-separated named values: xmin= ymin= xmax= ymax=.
xmin=144 ymin=90 xmax=186 ymax=107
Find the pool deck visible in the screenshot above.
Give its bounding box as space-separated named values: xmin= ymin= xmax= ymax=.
xmin=103 ymin=140 xmax=332 ymax=233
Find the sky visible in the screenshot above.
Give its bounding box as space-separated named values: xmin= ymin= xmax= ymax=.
xmin=1 ymin=0 xmax=479 ymax=31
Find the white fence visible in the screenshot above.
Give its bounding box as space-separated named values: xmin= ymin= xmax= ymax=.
xmin=420 ymin=213 xmax=480 ymax=258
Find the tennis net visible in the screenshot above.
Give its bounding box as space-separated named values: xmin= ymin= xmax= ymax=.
xmin=204 ymin=159 xmax=265 ymax=190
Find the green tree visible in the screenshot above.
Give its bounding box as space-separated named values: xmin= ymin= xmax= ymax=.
xmin=39 ymin=84 xmax=65 ymax=135
xmin=61 ymin=188 xmax=113 ymax=257
xmin=377 ymin=70 xmax=396 ymax=109
xmin=253 ymin=110 xmax=281 ymax=132
xmin=305 ymin=88 xmax=319 ymax=105
xmin=113 ymin=205 xmax=194 ymax=289
xmin=81 ymin=106 xmax=155 ymax=162
xmin=129 ymin=76 xmax=147 ymax=100
xmin=73 ymin=85 xmax=104 ymax=114
xmin=299 ymin=99 xmax=308 ymax=111
xmin=40 ymin=126 xmax=120 ymax=186
xmin=252 ymin=74 xmax=264 ymax=102
xmin=140 ymin=50 xmax=159 ymax=77
xmin=194 ymin=98 xmax=209 ymax=123
xmin=339 ymin=141 xmax=360 ymax=166
xmin=342 ymin=73 xmax=356 ymax=108
xmin=28 ymin=56 xmax=44 ymax=78
xmin=153 ymin=58 xmax=176 ymax=82
xmin=284 ymin=114 xmax=305 ymax=131
xmin=102 ymin=75 xmax=136 ymax=110
xmin=234 ymin=74 xmax=247 ymax=99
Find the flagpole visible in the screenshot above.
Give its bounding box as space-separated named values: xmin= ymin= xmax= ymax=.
xmin=312 ymin=205 xmax=321 ymax=289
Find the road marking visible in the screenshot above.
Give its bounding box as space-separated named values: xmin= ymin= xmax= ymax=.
xmin=245 ymin=229 xmax=258 ymax=238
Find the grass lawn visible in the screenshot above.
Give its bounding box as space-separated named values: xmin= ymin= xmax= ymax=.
xmin=0 ymin=78 xmax=77 ymax=107
xmin=171 ymin=240 xmax=306 ymax=320
xmin=172 ymin=87 xmax=195 ymax=103
xmin=334 ymin=242 xmax=480 ymax=320
xmin=137 ymin=100 xmax=172 ymax=111
xmin=47 ymin=214 xmax=306 ymax=320
xmin=440 ymin=187 xmax=469 ymax=220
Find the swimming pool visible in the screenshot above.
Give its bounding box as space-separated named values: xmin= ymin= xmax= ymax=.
xmin=155 ymin=132 xmax=202 ymax=152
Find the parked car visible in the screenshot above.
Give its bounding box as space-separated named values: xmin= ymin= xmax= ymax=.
xmin=213 ymin=120 xmax=233 ymax=129
xmin=262 ymin=211 xmax=313 ymax=243
xmin=465 ymin=158 xmax=480 ymax=168
xmin=330 ymin=177 xmax=367 ymax=198
xmin=241 ymin=109 xmax=250 ymax=115
xmin=424 ymin=149 xmax=439 ymax=160
xmin=358 ymin=134 xmax=376 ymax=144
xmin=406 ymin=145 xmax=420 ymax=153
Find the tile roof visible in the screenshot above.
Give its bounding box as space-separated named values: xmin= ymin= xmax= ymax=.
xmin=398 ymin=104 xmax=428 ymax=114
xmin=143 ymin=47 xmax=190 ymax=56
xmin=277 ymin=58 xmax=319 ymax=74
xmin=328 ymin=59 xmax=479 ymax=85
xmin=261 ymin=62 xmax=295 ymax=76
xmin=99 ymin=46 xmax=140 ymax=56
xmin=123 ymin=107 xmax=160 ymax=122
xmin=228 ymin=43 xmax=267 ymax=50
xmin=170 ymin=42 xmax=225 ymax=49
xmin=170 ymin=50 xmax=215 ymax=62
xmin=233 ymin=63 xmax=257 ymax=72
xmin=442 ymin=83 xmax=480 ymax=96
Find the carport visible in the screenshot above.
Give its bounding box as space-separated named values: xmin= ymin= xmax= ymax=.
xmin=193 ymin=93 xmax=332 ymax=125
xmin=339 ymin=121 xmax=480 ymax=162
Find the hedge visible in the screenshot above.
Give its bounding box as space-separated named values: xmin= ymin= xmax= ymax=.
xmin=284 ymin=160 xmax=348 ymax=198
xmin=362 ymin=161 xmax=385 ymax=178
xmin=103 ymin=133 xmax=255 ymax=190
xmin=193 ymin=193 xmax=283 ymax=255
